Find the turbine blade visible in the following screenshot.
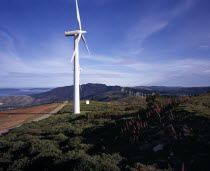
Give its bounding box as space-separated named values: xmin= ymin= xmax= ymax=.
xmin=71 ymin=34 xmax=82 ymax=63
xmin=82 ymin=35 xmax=90 ymax=55
xmin=75 ymin=0 xmax=82 ymax=30
xmin=70 ymin=49 xmax=76 ymax=63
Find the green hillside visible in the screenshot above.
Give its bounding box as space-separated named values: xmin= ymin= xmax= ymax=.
xmin=0 ymin=94 xmax=209 ymax=170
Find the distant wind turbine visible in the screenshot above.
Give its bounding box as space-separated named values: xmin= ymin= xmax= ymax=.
xmin=65 ymin=0 xmax=90 ymax=114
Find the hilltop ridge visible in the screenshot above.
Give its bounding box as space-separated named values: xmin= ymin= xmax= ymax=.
xmin=0 ymin=84 xmax=121 ymax=110
xmin=0 ymin=83 xmax=209 ymax=111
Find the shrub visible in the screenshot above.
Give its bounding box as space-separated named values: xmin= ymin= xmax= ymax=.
xmin=67 ymin=136 xmax=83 ymax=148
xmin=66 ymin=149 xmax=88 ymax=160
xmin=29 ymin=140 xmax=62 ymax=158
xmin=124 ymin=106 xmax=138 ymax=111
xmin=127 ymin=163 xmax=163 ymax=171
xmin=8 ymin=157 xmax=30 ymax=171
xmin=146 ymin=94 xmax=161 ymax=109
xmin=75 ymin=153 xmax=122 ymax=171
xmin=64 ymin=126 xmax=83 ymax=136
xmin=53 ymin=133 xmax=69 ymax=142
xmin=86 ymin=112 xmax=96 ymax=120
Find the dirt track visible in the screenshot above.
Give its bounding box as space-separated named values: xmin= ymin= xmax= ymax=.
xmin=0 ymin=103 xmax=60 ymax=131
xmin=32 ymin=101 xmax=68 ymax=122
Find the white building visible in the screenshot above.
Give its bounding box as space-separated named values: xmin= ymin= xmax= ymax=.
xmin=86 ymin=100 xmax=90 ymax=105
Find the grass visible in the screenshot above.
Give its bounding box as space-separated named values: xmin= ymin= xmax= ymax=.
xmin=177 ymin=94 xmax=210 ymax=117
xmin=58 ymin=100 xmax=125 ymax=114
xmin=0 ymin=95 xmax=209 ymax=171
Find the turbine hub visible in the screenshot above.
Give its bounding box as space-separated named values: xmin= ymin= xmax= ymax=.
xmin=65 ymin=30 xmax=86 ymax=36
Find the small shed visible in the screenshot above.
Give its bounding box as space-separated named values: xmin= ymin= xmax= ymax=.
xmin=86 ymin=100 xmax=90 ymax=105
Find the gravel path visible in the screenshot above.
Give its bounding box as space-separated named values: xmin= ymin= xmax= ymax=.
xmin=0 ymin=101 xmax=68 ymax=136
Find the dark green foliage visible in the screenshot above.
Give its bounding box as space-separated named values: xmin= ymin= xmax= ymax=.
xmin=74 ymin=153 xmax=122 ymax=171
xmin=121 ymin=95 xmax=210 ymax=170
xmin=124 ymin=105 xmax=140 ymax=111
xmin=0 ymin=95 xmax=210 ymax=171
xmin=177 ymin=94 xmax=210 ymax=117
xmin=146 ymin=94 xmax=161 ymax=109
xmin=58 ymin=101 xmax=123 ymax=114
xmin=126 ymin=163 xmax=164 ymax=171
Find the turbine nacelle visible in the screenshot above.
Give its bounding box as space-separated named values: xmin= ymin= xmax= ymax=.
xmin=65 ymin=30 xmax=87 ymax=36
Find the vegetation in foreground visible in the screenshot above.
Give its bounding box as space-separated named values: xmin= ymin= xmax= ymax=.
xmin=0 ymin=94 xmax=209 ymax=171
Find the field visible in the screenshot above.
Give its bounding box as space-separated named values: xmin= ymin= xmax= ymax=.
xmin=0 ymin=94 xmax=209 ymax=170
xmin=0 ymin=103 xmax=60 ymax=131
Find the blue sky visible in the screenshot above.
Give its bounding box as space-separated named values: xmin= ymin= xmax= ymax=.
xmin=0 ymin=0 xmax=210 ymax=87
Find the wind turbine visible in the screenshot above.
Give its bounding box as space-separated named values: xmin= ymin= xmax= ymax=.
xmin=65 ymin=0 xmax=90 ymax=114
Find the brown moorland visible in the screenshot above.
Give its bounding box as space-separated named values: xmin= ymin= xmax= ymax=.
xmin=0 ymin=103 xmax=60 ymax=131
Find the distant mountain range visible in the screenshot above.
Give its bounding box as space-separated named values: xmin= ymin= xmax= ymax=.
xmin=0 ymin=88 xmax=52 ymax=96
xmin=134 ymin=86 xmax=210 ymax=95
xmin=0 ymin=83 xmax=209 ymax=110
xmin=0 ymin=88 xmax=20 ymax=91
xmin=0 ymin=84 xmax=121 ymax=110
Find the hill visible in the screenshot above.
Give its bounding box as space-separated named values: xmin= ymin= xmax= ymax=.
xmin=0 ymin=84 xmax=209 ymax=111
xmin=0 ymin=88 xmax=52 ymax=97
xmin=0 ymin=94 xmax=209 ymax=170
xmin=0 ymin=84 xmax=121 ymax=110
xmin=0 ymin=88 xmax=19 ymax=92
xmin=31 ymin=83 xmax=121 ymax=102
xmin=134 ymin=86 xmax=210 ymax=96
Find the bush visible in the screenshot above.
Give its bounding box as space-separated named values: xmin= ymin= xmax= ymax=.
xmin=75 ymin=153 xmax=122 ymax=171
xmin=124 ymin=106 xmax=139 ymax=111
xmin=53 ymin=133 xmax=69 ymax=142
xmin=146 ymin=94 xmax=161 ymax=109
xmin=65 ymin=149 xmax=89 ymax=161
xmin=29 ymin=140 xmax=62 ymax=157
xmin=8 ymin=157 xmax=30 ymax=171
xmin=85 ymin=112 xmax=96 ymax=120
xmin=65 ymin=126 xmax=83 ymax=136
xmin=127 ymin=163 xmax=164 ymax=171
xmin=67 ymin=136 xmax=83 ymax=148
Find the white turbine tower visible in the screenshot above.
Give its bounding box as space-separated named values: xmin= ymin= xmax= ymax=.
xmin=65 ymin=0 xmax=90 ymax=114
